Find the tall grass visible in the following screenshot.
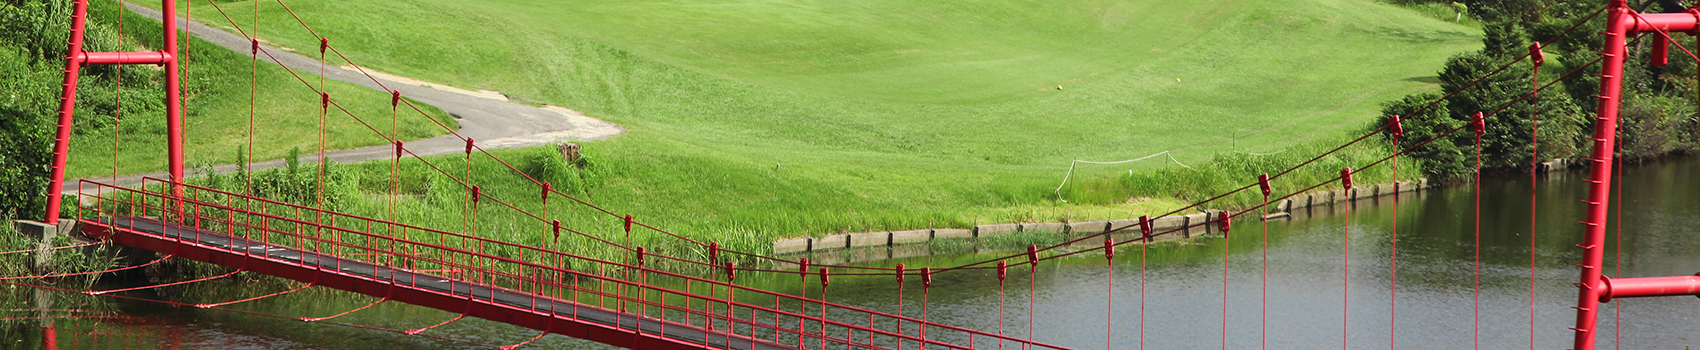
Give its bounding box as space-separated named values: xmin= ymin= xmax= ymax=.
xmin=1071 ymin=134 xmax=1416 ymax=210
xmin=226 ymin=135 xmax=1415 ymax=261
xmin=0 ymin=216 xmax=121 ymax=287
xmin=0 ymin=217 xmax=26 ymax=277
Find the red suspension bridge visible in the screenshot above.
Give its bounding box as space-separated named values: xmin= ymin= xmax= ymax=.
xmin=10 ymin=0 xmax=1700 ymax=349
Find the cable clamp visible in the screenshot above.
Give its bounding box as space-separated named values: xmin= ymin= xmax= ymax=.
xmin=1257 ymin=173 xmax=1272 ymax=197
xmin=725 ymin=261 xmax=736 ymax=281
xmin=1529 ymin=43 xmax=1545 ymax=66
xmin=1340 ymin=168 xmax=1354 ymax=190
xmin=1027 ymin=245 xmax=1040 ymax=266
xmin=1138 ymin=215 xmax=1152 ymax=239
xmin=1470 ymin=112 xmax=1486 ymax=136
xmin=1103 ymin=238 xmax=1115 ymax=261
xmin=997 ymin=261 xmax=1008 ymax=281
xmin=1219 ymin=210 xmax=1232 ymax=236
xmin=1387 ymin=115 xmax=1405 ymax=139
xmin=551 ymin=220 xmax=561 ymax=241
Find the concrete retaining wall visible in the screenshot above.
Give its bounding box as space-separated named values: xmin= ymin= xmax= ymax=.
xmin=934 ymin=228 xmax=973 ymax=239
xmin=1019 ymin=222 xmax=1066 ymax=234
xmin=973 ymin=224 xmax=1019 ymax=237
xmin=771 ymin=178 xmax=1431 ymax=255
xmin=1069 ymin=221 xmax=1110 ymax=235
xmin=890 ymin=229 xmax=931 ymax=245
xmin=847 ymin=232 xmax=887 ymax=248
xmin=815 ymin=234 xmax=849 ymax=251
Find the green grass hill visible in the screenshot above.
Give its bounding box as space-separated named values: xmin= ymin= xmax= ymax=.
xmin=137 ymin=0 xmax=1479 ymax=256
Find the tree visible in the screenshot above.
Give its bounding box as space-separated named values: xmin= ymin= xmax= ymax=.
xmin=1379 ymin=93 xmax=1469 ymax=180
xmin=1384 ymin=0 xmax=1596 ymax=179
xmin=0 ymin=0 xmax=146 ymax=220
xmin=0 ymin=55 xmax=52 ymax=220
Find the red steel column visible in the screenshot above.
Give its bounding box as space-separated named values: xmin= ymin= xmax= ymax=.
xmin=42 ymin=324 xmax=56 ymax=350
xmin=1600 ymin=275 xmax=1700 ymax=301
xmin=44 ymin=0 xmax=91 ymax=224
xmin=1571 ymin=2 xmax=1631 ymax=349
xmin=164 ymin=0 xmax=185 ymax=198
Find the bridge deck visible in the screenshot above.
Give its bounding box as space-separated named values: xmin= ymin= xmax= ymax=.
xmin=85 ymin=216 xmax=793 ymax=350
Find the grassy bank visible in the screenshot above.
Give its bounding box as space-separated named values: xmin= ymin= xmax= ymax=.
xmin=168 ymin=132 xmax=1409 ymax=264
xmin=135 ymin=0 xmax=1476 ymax=256
xmin=0 ymin=217 xmax=121 ymax=287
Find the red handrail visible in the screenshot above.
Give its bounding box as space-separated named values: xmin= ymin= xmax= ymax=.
xmin=81 ymin=179 xmax=1071 ymax=349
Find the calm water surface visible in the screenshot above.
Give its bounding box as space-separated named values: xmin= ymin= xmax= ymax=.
xmin=7 ymin=156 xmax=1700 ymax=349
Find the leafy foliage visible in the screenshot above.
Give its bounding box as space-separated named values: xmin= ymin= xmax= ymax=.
xmin=1379 ymin=93 xmax=1468 ymax=178
xmin=1378 ymin=0 xmax=1700 ymax=181
xmin=0 ymin=0 xmax=174 ymax=219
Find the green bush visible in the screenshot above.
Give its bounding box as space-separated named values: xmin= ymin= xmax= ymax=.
xmin=1618 ymin=95 xmax=1699 ymax=158
xmin=1382 ymin=2 xmax=1597 ymax=179
xmin=1379 ymin=93 xmax=1468 ymax=180
xmin=0 ymin=0 xmax=178 ymax=220
xmin=522 ymin=144 xmax=597 ymax=198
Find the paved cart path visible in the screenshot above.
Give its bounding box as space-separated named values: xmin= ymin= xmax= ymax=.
xmin=66 ymin=3 xmax=623 ymax=194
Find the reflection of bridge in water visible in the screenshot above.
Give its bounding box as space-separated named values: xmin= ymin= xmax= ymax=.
xmin=14 ymin=1 xmax=1700 ymax=349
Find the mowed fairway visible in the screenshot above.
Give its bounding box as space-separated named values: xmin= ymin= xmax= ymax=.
xmin=158 ymin=0 xmax=1479 ymax=249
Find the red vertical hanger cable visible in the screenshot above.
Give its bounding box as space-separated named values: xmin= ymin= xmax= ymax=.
xmin=1259 ymin=174 xmax=1271 ymax=350
xmin=1472 ymin=111 xmax=1486 ymax=350
xmin=1612 ymin=144 xmax=1624 ymax=349
xmin=1105 ymin=238 xmax=1115 ymax=350
xmin=245 ymin=0 xmax=257 ymax=194
xmin=1389 ymin=115 xmax=1403 ymax=350
xmin=1341 ymin=168 xmax=1353 ymax=350
xmin=111 ymin=0 xmax=125 ymax=185
xmin=1141 ymin=215 xmax=1151 ymax=350
xmin=1529 ymin=42 xmax=1544 ymax=350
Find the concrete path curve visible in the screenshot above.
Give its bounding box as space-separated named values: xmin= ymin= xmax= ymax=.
xmin=65 ymin=3 xmax=623 ymax=194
